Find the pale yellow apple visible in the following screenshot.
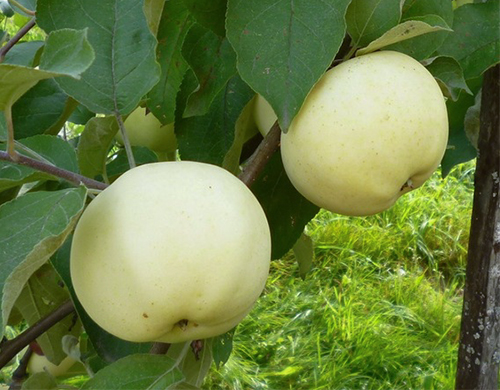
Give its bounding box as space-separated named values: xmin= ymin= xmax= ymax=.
xmin=70 ymin=161 xmax=271 ymax=343
xmin=115 ymin=107 xmax=177 ymax=153
xmin=281 ymin=50 xmax=448 ymax=216
xmin=27 ymin=353 xmax=77 ymax=377
xmin=254 ymin=94 xmax=277 ymax=136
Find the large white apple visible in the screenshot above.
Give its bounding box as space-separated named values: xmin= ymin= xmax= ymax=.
xmin=70 ymin=161 xmax=271 ymax=343
xmin=115 ymin=107 xmax=177 ymax=154
xmin=281 ymin=50 xmax=449 ymax=216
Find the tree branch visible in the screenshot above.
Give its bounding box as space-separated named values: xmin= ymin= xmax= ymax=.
xmin=0 ymin=300 xmax=75 ymax=369
xmin=0 ymin=151 xmax=109 ymax=190
xmin=0 ymin=18 xmax=36 ymax=63
xmin=238 ymin=121 xmax=281 ymax=187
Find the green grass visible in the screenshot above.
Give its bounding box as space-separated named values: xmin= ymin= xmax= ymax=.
xmin=206 ymin=163 xmax=474 ymax=390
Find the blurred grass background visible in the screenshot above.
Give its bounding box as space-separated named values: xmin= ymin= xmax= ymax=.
xmin=206 ymin=162 xmax=475 ymax=390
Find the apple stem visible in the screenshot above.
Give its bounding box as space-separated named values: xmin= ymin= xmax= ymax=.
xmin=238 ymin=121 xmax=281 ymax=187
xmin=115 ymin=112 xmax=136 ymax=170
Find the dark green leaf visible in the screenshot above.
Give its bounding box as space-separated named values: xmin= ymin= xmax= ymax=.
xmin=252 ymin=152 xmax=319 ymax=260
xmin=437 ymin=1 xmax=500 ymax=79
xmin=77 ymin=116 xmax=118 ymax=179
xmin=425 ymin=56 xmax=472 ymax=101
xmin=212 ymin=329 xmax=235 ymax=369
xmin=357 ymin=16 xmax=452 ymax=56
xmin=0 ymin=187 xmax=87 ymax=339
xmin=441 ymin=87 xmax=479 ymax=176
xmin=39 ymin=29 xmax=95 ymax=78
xmin=182 ymin=23 xmax=237 ymax=118
xmin=346 ymin=0 xmax=402 ymax=48
xmin=147 ymin=0 xmax=194 ymax=124
xmin=10 ymin=0 xmax=36 ymax=16
xmin=37 ymin=0 xmax=160 ymax=115
xmin=184 ymin=0 xmax=227 ymax=37
xmin=176 ymin=73 xmax=254 ymax=166
xmin=105 ymin=147 xmax=158 ymax=180
xmin=12 ymin=79 xmax=68 ymax=139
xmin=144 ymin=0 xmax=165 ymax=36
xmin=292 ymin=232 xmax=314 ymax=279
xmin=2 ymin=41 xmax=44 ymax=67
xmin=68 ymin=104 xmax=95 ymax=125
xmin=226 ymin=0 xmax=351 ymax=131
xmin=80 ymin=354 xmax=183 ymax=389
xmin=51 ymin=238 xmax=152 ymax=366
xmin=0 ymin=0 xmax=14 ymax=17
xmin=15 ymin=263 xmax=80 ymax=364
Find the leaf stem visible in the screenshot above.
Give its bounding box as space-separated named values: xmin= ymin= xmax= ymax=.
xmin=0 ymin=17 xmax=36 ymax=63
xmin=7 ymin=0 xmax=35 ymax=16
xmin=115 ymin=112 xmax=136 ymax=169
xmin=0 ymin=300 xmax=75 ymax=370
xmin=0 ymin=151 xmax=109 ymax=190
xmin=238 ymin=121 xmax=281 ymax=187
xmin=4 ymin=106 xmax=18 ymax=161
xmin=343 ymin=45 xmax=358 ymax=61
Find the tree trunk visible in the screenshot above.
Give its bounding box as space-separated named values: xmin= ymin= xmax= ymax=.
xmin=455 ymin=65 xmax=500 ymax=389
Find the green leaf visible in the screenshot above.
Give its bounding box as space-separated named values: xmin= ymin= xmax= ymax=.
xmin=425 ymin=56 xmax=471 ymax=101
xmin=12 ymin=79 xmax=69 ymax=139
xmin=212 ymin=329 xmax=235 ymax=369
xmin=21 ymin=372 xmax=58 ymax=390
xmin=37 ymin=0 xmax=161 ymax=116
xmin=80 ymin=354 xmax=184 ymax=389
xmin=292 ymin=232 xmax=314 ymax=279
xmin=386 ymin=0 xmax=454 ymax=60
xmin=0 ymin=28 xmax=94 ymax=110
xmin=105 ymin=147 xmax=158 ymax=180
xmin=167 ymin=341 xmax=212 ymax=387
xmin=38 ymin=29 xmax=95 ymax=78
xmin=0 ymin=0 xmax=14 ymax=17
xmin=14 ymin=263 xmax=81 ymax=364
xmin=437 ymin=1 xmax=500 ymax=79
xmin=2 ymin=41 xmax=44 ymax=67
xmin=77 ymin=116 xmax=118 ymax=179
xmin=441 ymin=85 xmax=480 ymax=177
xmin=9 ymin=0 xmax=36 ymax=16
xmin=68 ymin=104 xmax=95 ymax=125
xmin=346 ymin=0 xmax=402 ymax=48
xmin=0 ymin=135 xmax=79 ymax=191
xmin=463 ymin=91 xmax=481 ymax=151
xmin=183 ymin=0 xmax=227 ymax=37
xmin=176 ymin=72 xmax=254 ymax=166
xmin=252 ymin=152 xmax=319 ymax=260
xmin=51 ymin=238 xmax=152 ymax=366
xmin=226 ymin=0 xmax=351 ymax=131
xmin=357 ymin=16 xmax=452 ymax=56
xmin=147 ymin=0 xmax=194 ymax=125
xmin=182 ymin=24 xmax=237 ymax=118
xmin=0 ymin=187 xmax=87 ymax=339
xmin=144 ymin=0 xmax=165 ymax=36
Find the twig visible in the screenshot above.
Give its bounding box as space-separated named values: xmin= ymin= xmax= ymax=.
xmin=0 ymin=151 xmax=109 ymax=190
xmin=8 ymin=346 xmax=32 ymax=390
xmin=238 ymin=121 xmax=281 ymax=187
xmin=114 ymin=112 xmax=136 ymax=169
xmin=0 ymin=300 xmax=75 ymax=369
xmin=0 ymin=18 xmax=36 ymax=63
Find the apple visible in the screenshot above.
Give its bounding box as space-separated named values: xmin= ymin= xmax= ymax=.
xmin=253 ymin=94 xmax=277 ymax=136
xmin=115 ymin=107 xmax=177 ymax=154
xmin=70 ymin=161 xmax=271 ymax=343
xmin=27 ymin=353 xmax=77 ymax=377
xmin=281 ymin=50 xmax=448 ymax=216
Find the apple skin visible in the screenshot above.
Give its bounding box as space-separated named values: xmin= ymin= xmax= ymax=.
xmin=115 ymin=107 xmax=177 ymax=153
xmin=281 ymin=50 xmax=449 ymax=216
xmin=27 ymin=353 xmax=76 ymax=377
xmin=254 ymin=94 xmax=277 ymax=136
xmin=70 ymin=161 xmax=271 ymax=343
